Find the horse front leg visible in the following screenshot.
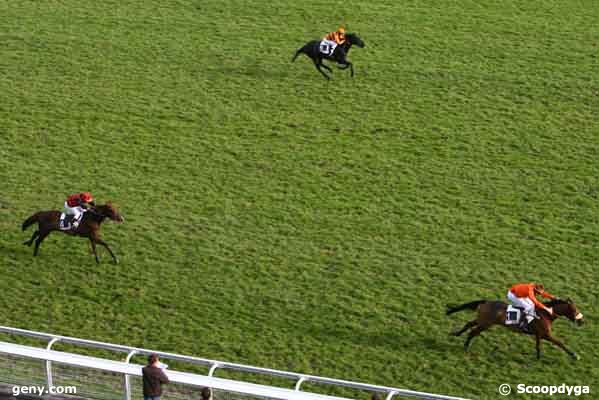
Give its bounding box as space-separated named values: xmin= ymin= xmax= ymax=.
xmin=336 ymin=61 xmax=354 ymax=76
xmin=96 ymin=238 xmax=118 ymax=264
xmin=546 ymin=335 xmax=579 ymax=360
xmin=536 ymin=334 xmax=542 ymax=360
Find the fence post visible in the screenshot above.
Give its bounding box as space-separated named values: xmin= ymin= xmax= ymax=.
xmin=45 ymin=338 xmax=60 ymax=388
xmin=124 ymin=350 xmax=138 ymax=400
xmin=208 ymin=364 xmax=220 ymax=377
xmin=385 ymin=391 xmax=397 ymax=400
xmin=294 ymin=377 xmax=306 ymax=391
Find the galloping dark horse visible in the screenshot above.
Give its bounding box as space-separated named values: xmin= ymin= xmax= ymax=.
xmin=446 ymin=298 xmax=584 ymax=360
xmin=292 ymin=33 xmax=365 ymax=79
xmin=22 ymin=203 xmax=124 ymax=264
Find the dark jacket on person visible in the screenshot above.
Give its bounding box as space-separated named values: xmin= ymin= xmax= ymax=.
xmin=142 ymin=365 xmax=170 ymax=397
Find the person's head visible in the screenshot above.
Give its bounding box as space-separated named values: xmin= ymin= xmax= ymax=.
xmin=534 ymin=283 xmax=545 ymax=293
xmin=148 ymin=353 xmax=159 ymax=366
xmin=337 ymin=27 xmax=346 ymax=37
xmin=200 ymin=387 xmax=212 ymax=400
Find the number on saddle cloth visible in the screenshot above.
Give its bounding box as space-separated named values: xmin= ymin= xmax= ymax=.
xmin=505 ymin=305 xmax=522 ymax=325
xmin=59 ymin=213 xmax=70 ymax=230
xmin=319 ymin=40 xmax=337 ymax=56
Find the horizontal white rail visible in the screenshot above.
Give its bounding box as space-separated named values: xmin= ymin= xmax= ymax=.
xmin=0 ymin=326 xmax=468 ymax=400
xmin=0 ymin=342 xmax=347 ymax=400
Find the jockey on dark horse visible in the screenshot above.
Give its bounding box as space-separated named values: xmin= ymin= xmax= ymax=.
xmin=292 ymin=29 xmax=364 ymax=79
xmin=507 ymin=282 xmax=556 ymax=329
xmin=324 ymin=27 xmax=346 ymax=45
xmin=64 ymin=192 xmax=96 ymax=229
xmin=320 ymin=27 xmax=346 ymax=55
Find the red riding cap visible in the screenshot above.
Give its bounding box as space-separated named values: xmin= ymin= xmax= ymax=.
xmin=80 ymin=192 xmax=93 ymax=202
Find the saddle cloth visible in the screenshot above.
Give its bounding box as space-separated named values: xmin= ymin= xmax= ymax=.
xmin=59 ymin=213 xmax=82 ymax=230
xmin=319 ymin=40 xmax=338 ymax=56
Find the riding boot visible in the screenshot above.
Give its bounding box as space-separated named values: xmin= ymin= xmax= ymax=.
xmin=520 ymin=314 xmax=534 ymax=331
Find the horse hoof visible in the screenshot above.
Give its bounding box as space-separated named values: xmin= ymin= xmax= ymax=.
xmin=572 ymin=353 xmax=580 ymax=361
xmin=113 ymin=259 xmax=119 ymax=265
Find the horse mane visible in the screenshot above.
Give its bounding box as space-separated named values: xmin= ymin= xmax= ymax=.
xmin=343 ymin=33 xmax=364 ymax=49
xmin=96 ymin=202 xmax=116 ymax=210
xmin=544 ymin=298 xmax=570 ymax=307
xmin=90 ymin=202 xmax=117 ymax=219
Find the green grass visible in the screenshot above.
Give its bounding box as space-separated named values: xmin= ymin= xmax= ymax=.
xmin=1 ymin=1 xmax=599 ymax=399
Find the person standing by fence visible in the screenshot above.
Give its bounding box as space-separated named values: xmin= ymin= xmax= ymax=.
xmin=200 ymin=387 xmax=212 ymax=400
xmin=142 ymin=354 xmax=170 ymax=400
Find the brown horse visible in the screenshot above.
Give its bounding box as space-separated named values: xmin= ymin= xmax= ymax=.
xmin=446 ymin=298 xmax=584 ymax=360
xmin=22 ymin=203 xmax=124 ymax=264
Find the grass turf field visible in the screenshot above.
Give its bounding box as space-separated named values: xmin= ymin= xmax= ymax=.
xmin=1 ymin=1 xmax=598 ymax=399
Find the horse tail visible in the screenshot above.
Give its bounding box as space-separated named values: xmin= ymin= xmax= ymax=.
xmin=22 ymin=213 xmax=40 ymax=231
xmin=446 ymin=300 xmax=486 ymax=315
xmin=291 ymin=46 xmax=305 ymax=62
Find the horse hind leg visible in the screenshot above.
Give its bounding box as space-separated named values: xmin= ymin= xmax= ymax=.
xmin=313 ymin=59 xmax=330 ymax=80
xmin=33 ymin=231 xmax=50 ymax=256
xmin=452 ymin=320 xmax=477 ymax=337
xmin=24 ymin=230 xmax=40 ymax=246
xmin=464 ymin=325 xmax=487 ymax=352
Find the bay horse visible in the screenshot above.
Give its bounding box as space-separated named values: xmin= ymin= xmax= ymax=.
xmin=446 ymin=298 xmax=584 ymax=360
xmin=291 ymin=32 xmax=365 ymax=79
xmin=22 ymin=203 xmax=124 ymax=264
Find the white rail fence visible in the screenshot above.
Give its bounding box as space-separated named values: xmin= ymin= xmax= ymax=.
xmin=0 ymin=326 xmax=468 ymax=400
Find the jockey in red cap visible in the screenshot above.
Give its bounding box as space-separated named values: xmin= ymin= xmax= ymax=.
xmin=64 ymin=192 xmax=95 ymax=228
